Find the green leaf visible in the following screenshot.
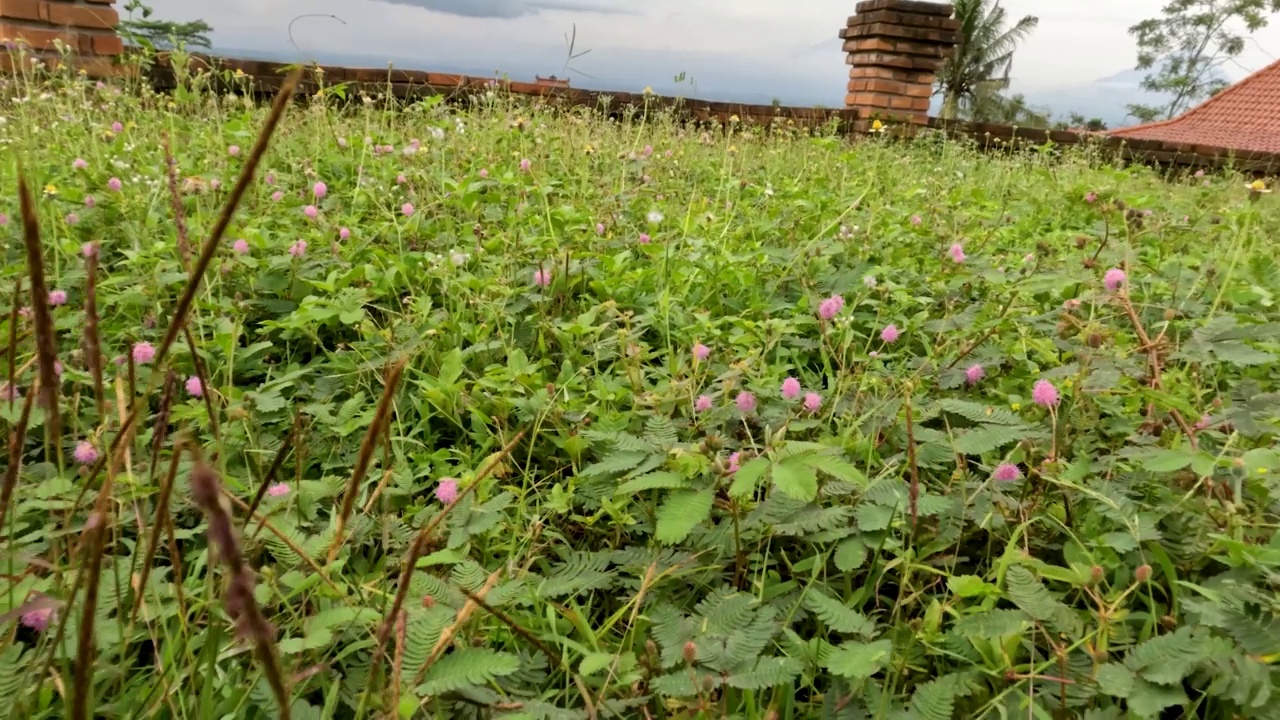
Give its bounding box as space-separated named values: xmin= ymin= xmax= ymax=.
xmin=796 ymin=453 xmax=868 ymax=487
xmin=616 ymin=471 xmax=689 ymax=495
xmin=834 ymin=537 xmax=868 ymax=572
xmin=1094 ymin=663 xmax=1134 ymax=698
xmin=1138 ymin=448 xmax=1197 ymax=473
xmin=948 ymin=575 xmax=998 ymax=598
xmin=655 ymin=489 xmax=714 ymax=544
xmin=803 ymin=589 xmax=874 ymax=636
xmin=823 ymin=639 xmax=892 ymax=679
xmin=580 ymin=452 xmax=650 ymax=479
xmin=727 ymin=457 xmax=770 ymax=498
xmin=1126 ymin=678 xmax=1188 ymax=718
xmin=724 ymin=657 xmax=802 ymax=689
xmin=416 ymin=648 xmax=520 ymax=695
xmin=772 ymin=458 xmax=819 ymax=501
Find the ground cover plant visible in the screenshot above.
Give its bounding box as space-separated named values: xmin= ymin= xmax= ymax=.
xmin=2 ymin=51 xmax=1280 ymax=720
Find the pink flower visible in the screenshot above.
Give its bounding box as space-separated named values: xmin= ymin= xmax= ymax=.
xmin=735 ymin=391 xmax=756 ymax=413
xmin=313 ymin=181 xmax=327 ymax=199
xmin=692 ymin=343 xmax=710 ymax=362
xmin=271 ymin=191 xmax=283 ymax=203
xmin=993 ymin=463 xmax=1022 ymax=482
xmin=1085 ymin=192 xmax=1097 ymax=203
xmin=48 ymin=289 xmax=67 ymax=306
xmin=965 ymin=364 xmax=985 ymax=385
xmin=0 ymin=213 xmax=7 ymax=225
xmin=949 ymin=243 xmax=966 ymax=263
xmin=73 ymin=441 xmax=98 ymax=464
xmin=781 ymin=377 xmax=801 ymax=400
xmin=267 ymin=483 xmax=290 ymax=497
xmin=595 ymin=223 xmax=605 ymax=235
xmin=233 ymin=239 xmax=249 ymax=254
xmin=110 ymin=121 xmax=123 ymax=133
xmin=339 ymin=227 xmax=350 ymax=240
xmin=228 ymin=145 xmax=240 ymax=156
xmin=107 ymin=177 xmax=121 ymax=192
xmin=0 ymin=382 xmax=19 ymax=400
xmin=1104 ymin=268 xmax=1126 ymax=291
xmin=396 ymin=173 xmax=407 ymax=184
xmin=84 ymin=195 xmax=95 ymax=208
xmin=818 ymin=294 xmax=845 ymax=321
xmin=65 ymin=212 xmax=79 ymax=226
xmin=1032 ymin=379 xmax=1059 ymax=408
xmin=303 ymin=205 xmax=319 ymax=219
xmin=73 ymin=158 xmax=87 ymax=170
xmin=401 ymin=202 xmax=415 ymax=217
xmin=132 ymin=341 xmax=156 ymax=364
xmin=694 ymin=395 xmax=713 ymax=412
xmin=880 ymin=324 xmax=900 ymax=343
xmin=910 ymin=214 xmax=922 ymax=226
xmin=803 ymin=392 xmax=822 ymax=412
xmin=21 ymin=606 xmax=54 ymax=632
xmin=435 ymin=477 xmax=460 ymax=504
xmin=727 ymin=452 xmax=741 ymax=473
xmin=185 ymin=375 xmax=203 ymax=397
xmin=288 ymin=239 xmax=307 ymax=258
xmin=534 ymin=268 xmax=552 ymax=287
xmin=265 ymin=171 xmax=276 ymax=185
xmin=519 ymin=158 xmax=531 ymax=172
xmin=478 ymin=168 xmax=489 ymax=178
xmin=638 ymin=233 xmax=651 ymax=244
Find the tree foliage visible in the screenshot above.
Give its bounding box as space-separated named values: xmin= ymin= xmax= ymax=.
xmin=1127 ymin=0 xmax=1280 ymax=122
xmin=117 ymin=0 xmax=214 ymax=51
xmin=935 ymin=0 xmax=1039 ymax=121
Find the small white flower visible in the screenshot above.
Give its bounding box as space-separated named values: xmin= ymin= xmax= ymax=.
xmin=647 ymin=210 xmax=664 ymax=224
xmin=430 ymin=127 xmax=445 ymax=140
xmin=863 ymin=275 xmax=877 ymax=289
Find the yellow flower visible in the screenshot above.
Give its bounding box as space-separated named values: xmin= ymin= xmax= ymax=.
xmin=583 ymin=143 xmax=595 ymax=154
xmin=1010 ymin=402 xmax=1022 ymax=411
xmin=729 ymin=114 xmax=740 ymax=123
xmin=43 ymin=184 xmax=58 ymax=196
xmin=234 ymin=68 xmax=246 ymax=78
xmin=1249 ymin=179 xmax=1266 ymax=191
xmin=642 ymin=86 xmax=653 ymax=95
xmin=871 ymin=119 xmax=885 ymax=132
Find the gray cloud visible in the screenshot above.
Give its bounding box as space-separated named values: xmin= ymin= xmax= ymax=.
xmin=372 ymin=0 xmax=637 ymax=18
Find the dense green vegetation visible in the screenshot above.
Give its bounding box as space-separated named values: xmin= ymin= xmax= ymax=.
xmin=2 ymin=59 xmax=1280 ymax=719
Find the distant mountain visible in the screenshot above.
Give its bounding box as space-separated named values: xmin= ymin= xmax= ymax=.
xmin=1016 ymin=66 xmax=1236 ymax=129
xmin=210 ymin=45 xmax=846 ymax=107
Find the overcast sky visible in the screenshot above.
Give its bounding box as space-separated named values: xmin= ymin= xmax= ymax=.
xmin=148 ymin=0 xmax=1280 ymax=98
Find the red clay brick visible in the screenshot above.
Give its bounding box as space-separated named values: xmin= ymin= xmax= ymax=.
xmin=855 ymin=0 xmax=955 ymax=17
xmin=46 ymin=2 xmax=117 ymax=29
xmin=88 ymin=31 xmax=120 ymax=54
xmin=843 ymin=22 xmax=956 ymax=45
xmin=848 ymin=9 xmax=961 ymax=31
xmin=0 ymin=22 xmax=71 ymax=49
xmin=0 ymin=0 xmax=46 ymax=21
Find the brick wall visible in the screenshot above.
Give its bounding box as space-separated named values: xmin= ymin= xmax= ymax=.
xmin=0 ymin=0 xmax=121 ymax=76
xmin=840 ymin=0 xmax=957 ymax=128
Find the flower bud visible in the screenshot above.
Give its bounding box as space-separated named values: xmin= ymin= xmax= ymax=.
xmin=1090 ymin=565 xmax=1104 ymax=585
xmin=682 ymin=641 xmax=699 ymax=665
xmin=1135 ymin=564 xmax=1152 ymax=583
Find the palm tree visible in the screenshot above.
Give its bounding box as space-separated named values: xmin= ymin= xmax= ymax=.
xmin=935 ymin=0 xmax=1039 ymax=121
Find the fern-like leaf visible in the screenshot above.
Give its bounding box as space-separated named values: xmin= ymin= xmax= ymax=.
xmin=803 ymin=589 xmax=874 ymax=637
xmin=415 ymin=648 xmax=521 ymax=696
xmin=725 ymin=656 xmax=801 ymax=689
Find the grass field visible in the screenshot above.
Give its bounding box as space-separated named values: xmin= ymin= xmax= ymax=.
xmin=2 ymin=58 xmax=1280 ymax=719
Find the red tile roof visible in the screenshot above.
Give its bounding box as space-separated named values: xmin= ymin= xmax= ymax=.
xmin=1109 ymin=57 xmax=1280 ymax=154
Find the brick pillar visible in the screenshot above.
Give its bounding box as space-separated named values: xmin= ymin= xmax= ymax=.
xmin=841 ymin=0 xmax=957 ymax=128
xmin=0 ymin=0 xmax=123 ymax=76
